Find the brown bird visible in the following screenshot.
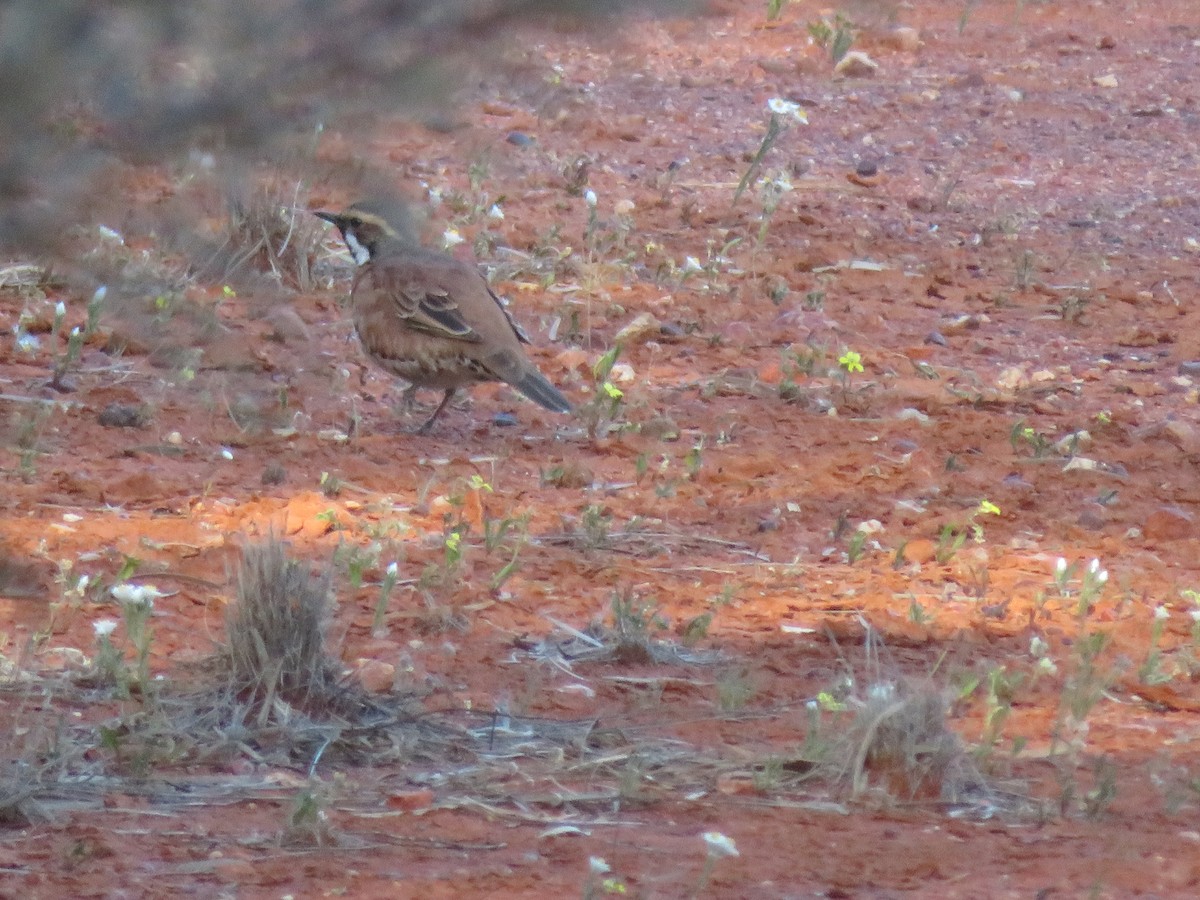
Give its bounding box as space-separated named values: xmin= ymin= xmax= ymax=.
xmin=314 ymin=203 xmax=572 ymax=433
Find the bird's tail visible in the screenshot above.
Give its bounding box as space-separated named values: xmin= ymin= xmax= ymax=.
xmin=513 ymin=368 xmax=572 ymax=414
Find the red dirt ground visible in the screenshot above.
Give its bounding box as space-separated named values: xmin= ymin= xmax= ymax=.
xmin=4 ymin=1 xmax=1200 ymax=896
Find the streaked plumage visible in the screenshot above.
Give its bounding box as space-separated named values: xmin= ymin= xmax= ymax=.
xmin=314 ymin=203 xmax=571 ymax=433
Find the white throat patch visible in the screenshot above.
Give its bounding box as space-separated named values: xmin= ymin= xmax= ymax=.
xmin=344 ymin=230 xmax=371 ymax=266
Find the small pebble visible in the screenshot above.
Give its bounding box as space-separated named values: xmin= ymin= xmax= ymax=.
xmin=855 ymin=159 xmax=878 ymax=178
xmin=505 ymin=131 xmax=534 ymax=147
xmin=492 ymin=412 xmax=519 ymax=427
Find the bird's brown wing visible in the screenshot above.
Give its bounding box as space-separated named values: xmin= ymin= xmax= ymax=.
xmin=487 ymin=284 xmax=531 ymax=345
xmin=393 ymin=285 xmax=482 ymax=342
xmin=375 ymin=250 xmax=534 ymax=347
xmin=355 ymin=251 xmax=485 ymax=344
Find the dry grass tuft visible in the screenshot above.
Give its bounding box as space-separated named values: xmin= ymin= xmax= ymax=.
xmin=221 ymin=537 xmax=348 ymax=722
xmin=531 ymin=590 xmax=722 ymax=668
xmin=842 ymin=678 xmax=975 ymax=801
xmin=0 ymin=685 xmax=92 ymax=826
xmin=823 ymin=621 xmax=996 ymax=808
xmin=211 ymin=178 xmax=326 ymax=291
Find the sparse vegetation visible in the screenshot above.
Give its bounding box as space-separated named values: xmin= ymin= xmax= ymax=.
xmin=1 ymin=0 xmax=1196 ymax=894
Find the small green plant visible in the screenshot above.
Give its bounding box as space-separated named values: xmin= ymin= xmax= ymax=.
xmin=1041 ymin=557 xmax=1121 ymax=814
xmin=282 ymin=782 xmax=335 ymax=847
xmin=373 ymin=561 xmax=400 ymax=636
xmin=715 ymin=667 xmax=756 ymax=712
xmin=577 ymin=503 xmax=613 ymax=552
xmin=1009 ymin=419 xmax=1052 ymax=458
xmin=684 ymin=439 xmax=704 ymax=478
xmin=977 ymin=665 xmax=1023 ymax=760
xmin=908 ymin=596 xmax=931 ymax=625
xmin=734 ymin=98 xmax=808 ymax=204
xmin=84 ymin=285 xmax=106 ymax=337
xmin=807 ymin=14 xmax=856 ymax=63
xmin=318 ymin=470 xmax=342 ymax=498
xmin=934 ymin=499 xmax=1001 ymax=564
xmin=755 ymin=171 xmax=793 ymax=247
xmin=1183 ymin=590 xmax=1200 ymax=667
xmin=752 ymin=755 xmax=785 ymax=792
xmin=681 ymin=611 xmax=713 ymax=646
xmin=110 ymin=583 xmax=161 ymax=692
xmin=333 ymin=541 xmax=379 ymax=590
xmin=91 ymin=618 xmax=126 ymax=692
xmin=8 ymin=401 xmax=55 ymax=482
xmin=959 ymin=0 xmax=978 ymax=33
xmin=1137 ymin=605 xmax=1171 ymax=686
xmin=1051 ymin=557 xmax=1109 ymax=616
xmin=484 ymin=512 xmax=529 ymax=593
xmin=605 ymin=589 xmax=669 ymax=663
xmin=579 ymin=344 xmax=627 ymax=439
xmin=416 ymin=528 xmax=469 ymax=624
xmin=765 ymin=0 xmax=786 ymax=21
xmin=846 ymin=528 xmax=867 ymax=564
xmin=483 ymin=500 xmax=523 ymax=551
xmin=50 ymin=304 xmax=85 ymax=391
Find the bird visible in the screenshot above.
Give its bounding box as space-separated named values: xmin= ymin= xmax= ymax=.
xmin=313 ymin=202 xmax=572 ymax=434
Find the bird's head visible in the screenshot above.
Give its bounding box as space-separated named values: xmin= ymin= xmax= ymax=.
xmin=313 ymin=203 xmax=408 ymax=265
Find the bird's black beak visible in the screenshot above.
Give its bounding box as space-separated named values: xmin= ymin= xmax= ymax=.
xmin=312 ymin=210 xmax=339 ymax=225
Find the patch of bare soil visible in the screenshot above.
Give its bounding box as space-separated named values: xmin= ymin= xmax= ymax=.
xmin=4 ymin=1 xmax=1200 ymax=896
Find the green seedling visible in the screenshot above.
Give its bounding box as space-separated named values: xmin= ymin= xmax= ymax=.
xmin=734 ymin=98 xmax=808 ymax=204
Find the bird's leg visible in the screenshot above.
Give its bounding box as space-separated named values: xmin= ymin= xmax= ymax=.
xmin=417 ymin=388 xmax=456 ymax=434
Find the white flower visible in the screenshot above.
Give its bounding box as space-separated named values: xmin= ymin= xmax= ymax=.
xmin=1037 ymin=657 xmax=1058 ymax=675
xmin=1088 ymin=558 xmax=1100 ymax=575
xmin=15 ymin=332 xmax=40 ymax=353
xmin=589 ymin=857 xmax=611 ymax=875
xmin=111 ymin=583 xmax=160 ymax=608
xmin=765 ymin=173 xmax=794 ymax=194
xmin=69 ymin=326 xmax=80 ymax=338
xmin=91 ymin=285 xmax=107 ymax=305
xmin=584 ymin=189 xmax=598 ymax=208
xmin=1096 ymin=569 xmax=1108 ymax=584
xmin=767 ymin=97 xmax=809 ymax=124
xmin=1190 ymin=609 xmax=1200 ymax=623
xmin=866 ymin=681 xmax=895 ymax=702
xmin=55 ymin=301 xmax=66 ymax=319
xmin=1154 ymin=605 xmax=1169 ymax=621
xmin=220 ymin=447 xmax=234 ymax=461
xmin=76 ymin=574 xmax=90 ymax=593
xmin=386 ymin=562 xmax=399 ymax=578
xmin=92 ymin=619 xmax=118 ymax=637
xmin=487 ymin=203 xmax=504 ymax=220
xmin=682 ymin=256 xmax=703 ymax=274
xmin=1029 ymin=636 xmax=1048 ymax=658
xmin=702 ymin=831 xmax=739 ymax=858
xmin=442 ymin=228 xmax=465 ymax=249
xmin=110 ymin=584 xmax=138 ymax=604
xmin=1055 ymin=557 xmax=1068 ymax=577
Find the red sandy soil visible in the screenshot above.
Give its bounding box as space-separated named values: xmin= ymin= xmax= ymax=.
xmin=4 ymin=1 xmax=1200 ymax=896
